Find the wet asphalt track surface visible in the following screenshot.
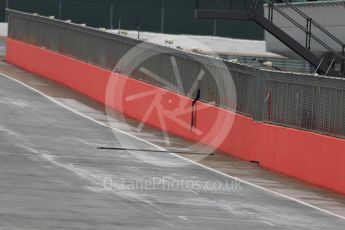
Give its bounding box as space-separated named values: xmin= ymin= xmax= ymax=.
xmin=0 ymin=73 xmax=345 ymax=230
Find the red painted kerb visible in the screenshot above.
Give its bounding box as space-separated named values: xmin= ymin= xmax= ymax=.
xmin=6 ymin=38 xmax=345 ymax=194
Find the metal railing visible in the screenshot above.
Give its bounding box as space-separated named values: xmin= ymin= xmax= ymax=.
xmin=281 ymin=0 xmax=345 ymax=55
xmin=8 ymin=9 xmax=345 ymax=139
xmin=264 ymin=0 xmax=345 ymax=60
xmin=196 ymin=0 xmax=345 ymax=76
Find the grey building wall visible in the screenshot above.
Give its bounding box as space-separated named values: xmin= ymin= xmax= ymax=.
xmin=265 ymin=1 xmax=345 ymax=58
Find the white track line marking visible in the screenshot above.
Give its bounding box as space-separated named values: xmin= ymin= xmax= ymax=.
xmin=188 ymin=216 xmax=274 ymax=226
xmin=178 ymin=216 xmax=189 ymax=221
xmin=1 ymin=72 xmax=345 ymax=221
xmin=41 ymin=153 xmax=171 ymax=218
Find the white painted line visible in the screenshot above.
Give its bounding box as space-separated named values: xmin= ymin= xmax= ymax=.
xmin=0 ymin=152 xmax=39 ymax=157
xmin=42 ymin=153 xmax=172 ymax=219
xmin=145 ymin=200 xmax=154 ymax=206
xmin=1 ymin=72 xmax=345 ymax=221
xmin=187 ymin=216 xmax=274 ymax=226
xmin=178 ymin=216 xmax=189 ymax=221
xmin=188 ymin=190 xmax=199 ymax=195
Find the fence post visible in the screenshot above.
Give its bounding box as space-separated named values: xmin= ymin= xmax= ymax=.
xmin=5 ymin=0 xmax=9 ymax=22
xmin=110 ymin=2 xmax=114 ymax=29
xmin=160 ymin=0 xmax=165 ymax=33
xmin=58 ymin=0 xmax=62 ymax=19
xmin=253 ymin=70 xmax=266 ymax=121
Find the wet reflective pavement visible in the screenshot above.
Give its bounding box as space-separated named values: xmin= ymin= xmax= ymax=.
xmin=0 ymin=59 xmax=345 ymax=229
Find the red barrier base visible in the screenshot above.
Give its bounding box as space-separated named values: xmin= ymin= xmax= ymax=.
xmin=6 ymin=38 xmax=345 ymax=194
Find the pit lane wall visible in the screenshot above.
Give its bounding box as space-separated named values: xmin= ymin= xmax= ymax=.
xmin=6 ymin=38 xmax=345 ymax=195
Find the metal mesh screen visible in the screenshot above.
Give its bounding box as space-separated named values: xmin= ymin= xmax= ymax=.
xmin=263 ymin=71 xmax=345 ymax=137
xmin=9 ymin=10 xmax=345 ymax=139
xmin=8 ymin=10 xmax=256 ymax=117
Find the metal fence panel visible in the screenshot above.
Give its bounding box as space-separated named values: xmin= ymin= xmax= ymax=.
xmin=9 ymin=10 xmax=345 ymax=139
xmin=262 ymin=71 xmax=345 ymax=137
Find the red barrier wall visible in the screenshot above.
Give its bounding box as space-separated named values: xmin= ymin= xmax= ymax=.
xmin=6 ymin=38 xmax=345 ymax=194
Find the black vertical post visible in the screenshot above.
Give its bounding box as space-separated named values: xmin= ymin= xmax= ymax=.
xmin=58 ymin=0 xmax=63 ymax=19
xmin=309 ymin=18 xmax=312 ymax=50
xmin=213 ymin=0 xmax=218 ymax=36
xmin=268 ymin=3 xmax=273 ymax=22
xmin=305 ymin=18 xmax=312 ymax=50
xmin=305 ymin=19 xmax=308 ymax=49
xmin=135 ymin=19 xmax=141 ymax=39
xmin=110 ymin=2 xmax=114 ymax=29
xmin=114 ymin=0 xmax=120 ymax=30
xmin=213 ymin=19 xmax=217 ymax=36
xmin=341 ymin=45 xmax=345 ymax=76
xmin=5 ymin=0 xmax=9 ymax=22
xmin=160 ymin=0 xmax=165 ymax=33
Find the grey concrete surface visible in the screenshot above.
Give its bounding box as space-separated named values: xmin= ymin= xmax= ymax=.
xmin=1 ymin=59 xmax=345 ymax=219
xmin=1 ymin=71 xmax=345 ymax=230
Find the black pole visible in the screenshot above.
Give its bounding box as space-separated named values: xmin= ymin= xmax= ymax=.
xmin=58 ymin=0 xmax=63 ymax=19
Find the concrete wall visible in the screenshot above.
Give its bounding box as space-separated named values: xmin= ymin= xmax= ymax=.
xmin=6 ymin=38 xmax=345 ymax=195
xmin=265 ymin=1 xmax=345 ymax=58
xmin=0 ymin=22 xmax=7 ymax=36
